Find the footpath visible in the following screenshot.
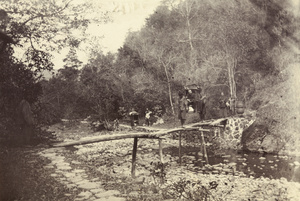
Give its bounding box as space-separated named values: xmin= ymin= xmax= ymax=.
xmin=39 ymin=147 xmax=126 ymax=201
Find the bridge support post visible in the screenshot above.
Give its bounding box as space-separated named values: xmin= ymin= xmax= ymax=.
xmin=201 ymin=130 xmax=209 ymax=164
xmin=179 ymin=132 xmax=182 ymax=166
xmin=158 ymin=138 xmax=164 ymax=163
xmin=131 ymin=137 xmax=138 ymax=178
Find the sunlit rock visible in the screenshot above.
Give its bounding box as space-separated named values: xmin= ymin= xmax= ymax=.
xmin=293 ymin=161 xmax=300 ymax=166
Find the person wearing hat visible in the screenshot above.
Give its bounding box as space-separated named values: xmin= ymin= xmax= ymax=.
xmin=219 ymin=92 xmax=228 ymax=118
xmin=129 ymin=108 xmax=138 ymax=129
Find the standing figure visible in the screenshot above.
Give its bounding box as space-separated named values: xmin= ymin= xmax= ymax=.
xmin=145 ymin=108 xmax=152 ymax=126
xmin=198 ymin=96 xmax=206 ymax=121
xmin=178 ymin=92 xmax=188 ymax=127
xmin=129 ymin=108 xmax=139 ymax=129
xmin=219 ymin=92 xmax=228 ymax=118
xmin=16 ymin=99 xmax=35 ymax=144
xmin=113 ymin=119 xmax=119 ymax=130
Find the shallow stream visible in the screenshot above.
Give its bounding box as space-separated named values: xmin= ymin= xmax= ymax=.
xmin=165 ymin=146 xmax=300 ymax=183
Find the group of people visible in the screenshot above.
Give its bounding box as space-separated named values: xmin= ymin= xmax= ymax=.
xmin=178 ymin=90 xmax=207 ymax=127
xmin=129 ymin=90 xmax=235 ymax=129
xmin=129 ymin=107 xmax=153 ymax=129
xmin=178 ymin=90 xmax=235 ymax=127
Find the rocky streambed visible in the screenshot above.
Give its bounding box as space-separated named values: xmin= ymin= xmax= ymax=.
xmin=170 ymin=146 xmax=300 ymax=183
xmin=1 ymin=122 xmax=300 ymax=200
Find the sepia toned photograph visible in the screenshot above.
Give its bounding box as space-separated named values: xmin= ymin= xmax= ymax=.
xmin=0 ymin=0 xmax=300 ymax=200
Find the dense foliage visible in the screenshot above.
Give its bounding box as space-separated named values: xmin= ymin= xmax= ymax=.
xmin=0 ymin=0 xmax=106 ymax=133
xmin=1 ymin=0 xmax=299 ymax=133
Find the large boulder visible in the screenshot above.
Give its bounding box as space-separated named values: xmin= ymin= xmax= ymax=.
xmin=241 ymin=122 xmax=286 ymax=153
xmin=241 ymin=123 xmax=269 ymax=152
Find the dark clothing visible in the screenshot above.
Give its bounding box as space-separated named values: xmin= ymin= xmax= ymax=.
xmin=219 ymin=99 xmax=227 ymax=108
xmin=178 ymin=96 xmax=188 ymax=127
xmin=179 ymin=97 xmax=188 ymax=110
xmin=194 ymin=93 xmax=201 ymax=113
xmin=129 ymin=111 xmax=139 ymax=128
xmin=220 ymin=108 xmax=228 ymax=118
xmin=198 ymin=99 xmax=206 ymax=120
xmin=219 ymin=97 xmax=228 ymax=118
xmin=178 ymin=109 xmax=187 ymax=120
xmin=130 ymin=116 xmax=134 ymax=128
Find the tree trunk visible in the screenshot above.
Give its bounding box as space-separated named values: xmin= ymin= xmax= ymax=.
xmin=163 ymin=63 xmax=175 ymax=115
xmin=186 ymin=14 xmax=194 ymax=51
xmin=226 ymin=57 xmax=237 ymax=100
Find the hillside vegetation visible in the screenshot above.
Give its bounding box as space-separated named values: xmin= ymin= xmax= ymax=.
xmin=0 ymin=0 xmax=299 ymax=154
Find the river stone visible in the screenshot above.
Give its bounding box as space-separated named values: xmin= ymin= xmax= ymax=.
xmin=77 ymin=191 xmax=92 ymax=198
xmin=69 ymin=176 xmax=84 ymax=183
xmin=95 ymin=190 xmax=120 ymax=198
xmin=222 ymin=168 xmax=232 ymax=173
xmin=241 ymin=123 xmax=269 ymax=152
xmin=90 ymin=188 xmax=105 ymax=194
xmin=44 ymin=165 xmax=54 ymax=169
xmin=73 ymin=169 xmax=85 ymax=173
xmin=57 ymin=163 xmax=72 ymax=170
xmin=214 ymin=166 xmax=222 ymax=171
xmin=228 ymin=162 xmax=237 ymax=167
xmin=77 ymin=181 xmax=100 ymax=189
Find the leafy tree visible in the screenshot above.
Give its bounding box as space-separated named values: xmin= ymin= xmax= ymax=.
xmin=0 ymin=47 xmax=42 ymax=135
xmin=80 ymin=53 xmax=122 ymax=121
xmin=0 ymin=0 xmax=110 ymax=131
xmin=40 ymin=47 xmax=83 ymax=120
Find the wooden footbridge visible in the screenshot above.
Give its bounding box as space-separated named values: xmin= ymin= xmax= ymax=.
xmin=53 ymin=118 xmax=227 ymax=177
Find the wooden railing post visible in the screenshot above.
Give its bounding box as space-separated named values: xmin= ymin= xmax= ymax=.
xmin=131 ymin=137 xmax=138 ymax=178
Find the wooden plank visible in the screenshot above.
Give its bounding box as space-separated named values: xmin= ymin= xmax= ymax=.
xmin=131 ymin=137 xmax=138 ymax=178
